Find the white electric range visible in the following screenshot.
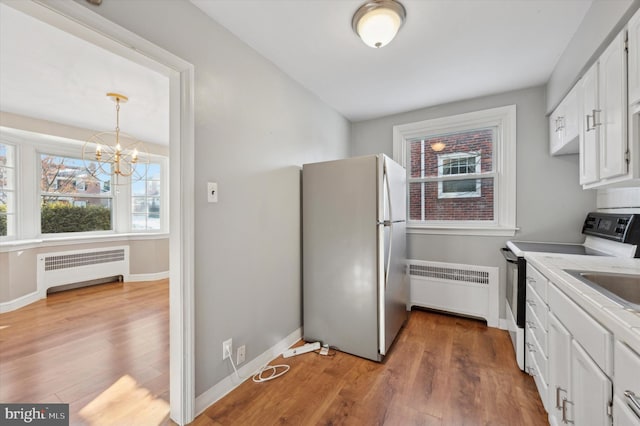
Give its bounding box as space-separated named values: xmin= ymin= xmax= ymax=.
xmin=501 ymin=212 xmax=640 ymax=370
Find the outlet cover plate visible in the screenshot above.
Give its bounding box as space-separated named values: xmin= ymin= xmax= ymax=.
xmin=237 ymin=345 xmax=246 ymax=365
xmin=222 ymin=338 xmax=232 ymax=359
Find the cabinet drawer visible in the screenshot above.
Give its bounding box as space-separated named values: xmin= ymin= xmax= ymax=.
xmin=526 ymin=264 xmax=548 ymax=302
xmin=527 ymin=345 xmax=550 ymax=412
xmin=548 ymin=283 xmax=613 ymax=375
xmin=526 ymin=322 xmax=548 ymax=380
xmin=526 ymin=282 xmax=548 ymax=330
xmin=526 ymin=301 xmax=548 ymax=354
xmin=615 ymin=341 xmax=640 ymax=405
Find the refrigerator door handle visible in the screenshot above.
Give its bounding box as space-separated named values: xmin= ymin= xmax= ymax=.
xmin=383 ymin=159 xmax=392 ymax=290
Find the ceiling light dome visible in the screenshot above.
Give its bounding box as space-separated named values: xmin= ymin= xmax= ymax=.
xmin=352 ymin=0 xmax=406 ymax=48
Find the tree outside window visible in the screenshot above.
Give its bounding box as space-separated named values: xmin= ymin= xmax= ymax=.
xmin=40 ymin=154 xmax=113 ymax=233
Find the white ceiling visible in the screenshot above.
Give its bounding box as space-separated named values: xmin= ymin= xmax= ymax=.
xmin=0 ymin=0 xmax=593 ymax=142
xmin=192 ymin=0 xmax=594 ymax=121
xmin=0 ymin=3 xmax=170 ymax=145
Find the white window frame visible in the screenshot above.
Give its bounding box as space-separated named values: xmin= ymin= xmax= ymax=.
xmin=130 ymin=159 xmax=167 ymax=232
xmin=437 ymin=152 xmax=481 ymax=198
xmin=39 ymin=150 xmax=115 ymax=237
xmin=393 ymin=105 xmax=517 ymax=236
xmin=0 ymin=140 xmax=17 ymax=241
xmin=0 ymin=127 xmax=169 ymax=241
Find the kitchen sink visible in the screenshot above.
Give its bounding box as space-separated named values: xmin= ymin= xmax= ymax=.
xmin=565 ymin=270 xmax=640 ymax=312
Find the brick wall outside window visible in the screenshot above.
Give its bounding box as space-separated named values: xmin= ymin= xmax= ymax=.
xmin=408 ymin=129 xmax=494 ymax=221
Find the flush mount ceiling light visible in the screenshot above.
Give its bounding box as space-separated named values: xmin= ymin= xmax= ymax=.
xmin=352 ymin=0 xmax=406 ymax=48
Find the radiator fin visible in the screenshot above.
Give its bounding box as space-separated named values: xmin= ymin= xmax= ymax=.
xmin=44 ymin=249 xmax=126 ymax=271
xmin=409 ymin=263 xmax=489 ymax=285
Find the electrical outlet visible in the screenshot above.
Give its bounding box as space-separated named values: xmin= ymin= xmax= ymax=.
xmin=237 ymin=345 xmax=246 ymax=365
xmin=222 ymin=338 xmax=232 ymax=360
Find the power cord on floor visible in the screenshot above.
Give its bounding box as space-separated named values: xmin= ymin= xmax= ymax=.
xmin=224 ymin=346 xmax=290 ymax=383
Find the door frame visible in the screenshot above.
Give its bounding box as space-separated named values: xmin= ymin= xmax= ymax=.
xmin=3 ymin=0 xmax=196 ymax=423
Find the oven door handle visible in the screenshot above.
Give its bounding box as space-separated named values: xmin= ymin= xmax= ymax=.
xmin=501 ymin=248 xmax=519 ymax=264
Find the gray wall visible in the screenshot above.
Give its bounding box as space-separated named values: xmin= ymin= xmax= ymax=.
xmin=546 ymin=0 xmax=639 ymax=113
xmin=351 ymin=86 xmax=597 ymax=317
xmin=72 ymin=0 xmax=350 ymax=397
xmin=0 ymin=238 xmax=168 ymax=303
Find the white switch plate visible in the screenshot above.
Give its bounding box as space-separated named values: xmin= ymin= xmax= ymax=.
xmin=207 ymin=182 xmax=218 ymax=203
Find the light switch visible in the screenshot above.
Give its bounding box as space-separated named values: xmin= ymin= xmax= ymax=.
xmin=207 ymin=182 xmax=218 ymax=203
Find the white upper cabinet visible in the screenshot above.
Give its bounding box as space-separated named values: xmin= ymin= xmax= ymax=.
xmin=599 ymin=30 xmax=628 ymax=180
xmin=550 ymin=83 xmax=580 ymax=156
xmin=580 ymin=30 xmax=630 ymax=188
xmin=628 ymin=8 xmax=640 ymax=107
xmin=580 ymin=62 xmax=600 ymax=185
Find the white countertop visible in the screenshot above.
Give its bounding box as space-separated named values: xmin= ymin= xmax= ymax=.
xmin=524 ymin=252 xmax=640 ymax=354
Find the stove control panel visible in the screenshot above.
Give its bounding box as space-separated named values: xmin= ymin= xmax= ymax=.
xmin=582 ymin=212 xmax=640 ymax=245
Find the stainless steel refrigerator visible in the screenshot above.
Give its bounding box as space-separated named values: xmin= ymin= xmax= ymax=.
xmin=302 ymin=154 xmax=408 ymax=362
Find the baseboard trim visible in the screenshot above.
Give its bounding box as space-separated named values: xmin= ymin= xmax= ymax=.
xmin=0 ymin=290 xmax=41 ymax=313
xmin=498 ymin=318 xmax=509 ymax=330
xmin=128 ymin=271 xmax=170 ymax=282
xmin=194 ymin=327 xmax=302 ymax=417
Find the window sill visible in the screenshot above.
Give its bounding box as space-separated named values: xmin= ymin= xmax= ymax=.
xmin=0 ymin=232 xmax=169 ymax=252
xmin=407 ymin=225 xmax=518 ymax=237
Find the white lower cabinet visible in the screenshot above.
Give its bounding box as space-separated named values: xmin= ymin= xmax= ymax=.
xmin=570 ymin=340 xmax=613 ymax=426
xmin=545 ymin=281 xmax=614 ymax=425
xmin=548 ymin=312 xmax=571 ymax=425
xmin=614 ymin=341 xmax=640 ymax=425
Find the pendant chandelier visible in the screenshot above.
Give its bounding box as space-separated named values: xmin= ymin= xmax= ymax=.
xmin=83 ymin=93 xmax=148 ymax=185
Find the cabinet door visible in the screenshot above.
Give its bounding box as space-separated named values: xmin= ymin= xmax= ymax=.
xmin=550 ymin=107 xmax=565 ymax=155
xmin=548 ymin=312 xmax=571 ymax=425
xmin=570 ymin=340 xmax=613 ymax=426
xmin=581 ymin=63 xmax=600 ymax=185
xmin=599 ymin=31 xmax=628 ymax=180
xmin=563 ymin=85 xmax=580 ymax=147
xmin=629 ymin=9 xmax=640 ymax=106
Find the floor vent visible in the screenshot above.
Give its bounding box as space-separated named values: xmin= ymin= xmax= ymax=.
xmin=408 ymin=260 xmax=499 ymax=327
xmin=37 ymin=246 xmax=130 ymax=296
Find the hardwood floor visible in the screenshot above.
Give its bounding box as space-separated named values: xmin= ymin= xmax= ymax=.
xmin=1 ymin=284 xmax=547 ymax=426
xmin=196 ymin=310 xmax=548 ymax=426
xmin=0 ymin=280 xmax=170 ymax=425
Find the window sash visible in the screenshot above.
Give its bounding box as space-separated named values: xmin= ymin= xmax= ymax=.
xmin=393 ymin=104 xmax=517 ymax=236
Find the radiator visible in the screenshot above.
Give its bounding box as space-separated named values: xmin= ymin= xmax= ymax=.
xmin=37 ymin=246 xmax=130 ymax=296
xmin=408 ymin=259 xmax=499 ymax=328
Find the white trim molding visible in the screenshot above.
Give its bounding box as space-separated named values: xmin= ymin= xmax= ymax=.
xmin=0 ymin=290 xmax=40 ymax=314
xmin=129 ymin=271 xmax=170 ymax=282
xmin=5 ymin=1 xmax=197 ymax=424
xmin=393 ymin=105 xmax=517 ymax=237
xmin=194 ymin=328 xmax=302 ymax=417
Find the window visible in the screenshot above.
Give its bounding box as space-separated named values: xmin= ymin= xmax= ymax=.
xmin=393 ymin=105 xmax=516 ymax=236
xmin=40 ymin=154 xmax=113 ymax=234
xmin=0 ymin=143 xmax=16 ymax=238
xmin=131 ymin=162 xmax=162 ymax=231
xmin=438 ymin=151 xmax=482 ymax=198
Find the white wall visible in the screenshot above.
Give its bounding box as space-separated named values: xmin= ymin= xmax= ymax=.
xmin=72 ymin=0 xmax=350 ymax=397
xmin=351 ymin=85 xmax=597 ymax=318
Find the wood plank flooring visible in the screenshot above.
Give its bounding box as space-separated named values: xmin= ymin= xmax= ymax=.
xmin=196 ymin=310 xmax=548 ymax=426
xmin=0 ymin=280 xmax=170 ymax=425
xmin=1 ymin=282 xmax=547 ymax=425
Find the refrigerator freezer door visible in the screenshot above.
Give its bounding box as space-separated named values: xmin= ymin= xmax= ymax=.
xmin=303 ymin=155 xmax=380 ymax=361
xmin=378 ymin=155 xmax=408 ymax=356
